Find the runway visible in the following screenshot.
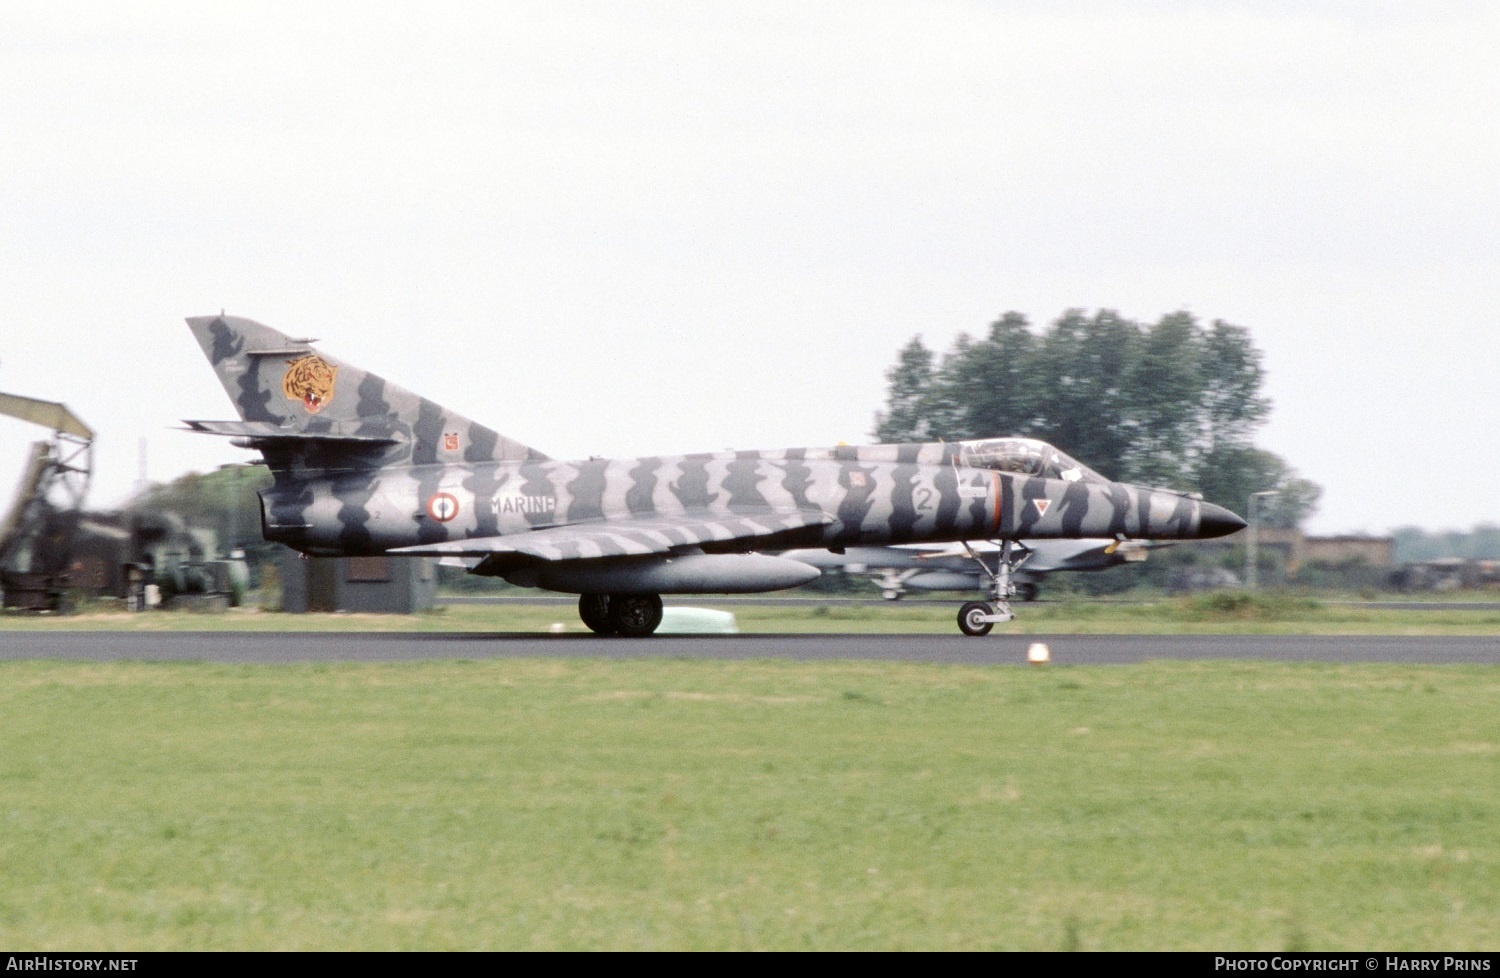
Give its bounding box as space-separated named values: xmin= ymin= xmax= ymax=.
xmin=1 ymin=631 xmax=1497 ymax=664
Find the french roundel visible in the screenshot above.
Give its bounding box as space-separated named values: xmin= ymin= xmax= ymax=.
xmin=427 ymin=492 xmax=460 ymax=523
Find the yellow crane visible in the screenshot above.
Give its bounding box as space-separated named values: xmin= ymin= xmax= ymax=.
xmin=0 ymin=392 xmax=94 ymax=611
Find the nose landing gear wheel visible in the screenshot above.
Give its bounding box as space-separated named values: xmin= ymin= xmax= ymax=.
xmin=954 ymin=539 xmax=1026 ymax=635
xmin=578 ymin=593 xmax=615 ymax=635
xmin=608 ymin=593 xmax=664 ymax=637
xmin=958 ymin=601 xmax=995 ymax=637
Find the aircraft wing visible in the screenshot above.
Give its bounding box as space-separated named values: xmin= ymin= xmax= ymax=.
xmin=389 ymin=510 xmax=834 ymax=563
xmin=814 ymin=538 xmax=1170 ymax=572
xmin=782 ymin=546 xmax=971 ymax=572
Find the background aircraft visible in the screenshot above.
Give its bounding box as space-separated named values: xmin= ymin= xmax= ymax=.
xmin=183 ymin=315 xmax=1245 ymax=636
xmin=784 ymin=538 xmax=1167 ymax=601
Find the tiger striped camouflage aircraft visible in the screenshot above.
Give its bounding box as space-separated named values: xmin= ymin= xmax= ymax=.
xmin=184 ymin=315 xmax=1246 ymax=636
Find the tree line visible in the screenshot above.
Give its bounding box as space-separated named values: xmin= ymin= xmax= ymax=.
xmin=873 ymin=309 xmax=1320 ymax=529
xmin=1392 ymin=524 xmax=1500 ymax=563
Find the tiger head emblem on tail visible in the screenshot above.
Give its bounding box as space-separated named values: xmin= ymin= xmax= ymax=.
xmin=282 ymin=354 xmax=339 ymax=414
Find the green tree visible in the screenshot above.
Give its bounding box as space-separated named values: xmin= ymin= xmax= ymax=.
xmin=1392 ymin=524 xmax=1500 ymax=562
xmin=1261 ymin=473 xmax=1323 ymax=530
xmin=1198 ymin=449 xmax=1321 ymax=529
xmin=939 ymin=312 xmax=1040 ymax=442
xmin=1198 ymin=319 xmax=1272 ymax=451
xmin=1032 ymin=309 xmax=1138 ymax=482
xmin=1122 ymin=311 xmax=1204 ymax=486
xmin=128 ymin=463 xmax=276 ymax=569
xmin=872 ymin=336 xmax=938 ymax=443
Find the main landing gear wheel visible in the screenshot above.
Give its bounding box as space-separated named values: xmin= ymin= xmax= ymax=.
xmin=608 ymin=593 xmax=664 ymax=638
xmin=578 ymin=593 xmax=615 ymax=635
xmin=958 ymin=601 xmax=994 ymax=637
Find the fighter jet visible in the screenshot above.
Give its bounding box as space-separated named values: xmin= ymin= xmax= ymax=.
xmin=783 ymin=538 xmax=1167 ymax=602
xmin=183 ymin=315 xmax=1246 ymax=636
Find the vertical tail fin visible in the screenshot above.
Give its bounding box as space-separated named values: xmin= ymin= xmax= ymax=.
xmin=186 ymin=315 xmax=548 ymax=466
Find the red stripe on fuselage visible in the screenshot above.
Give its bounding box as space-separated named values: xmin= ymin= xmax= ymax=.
xmin=991 ymin=472 xmax=1001 ymax=536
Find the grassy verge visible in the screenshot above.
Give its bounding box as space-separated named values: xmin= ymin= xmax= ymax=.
xmin=1 ymin=658 xmax=1496 ymax=950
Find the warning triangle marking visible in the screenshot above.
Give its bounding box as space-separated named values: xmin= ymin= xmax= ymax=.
xmin=1033 ymin=499 xmax=1051 ymax=517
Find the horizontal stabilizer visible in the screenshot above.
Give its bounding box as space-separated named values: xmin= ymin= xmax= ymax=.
xmin=390 ymin=510 xmax=834 ymax=562
xmin=181 ymin=420 xmax=399 ymax=445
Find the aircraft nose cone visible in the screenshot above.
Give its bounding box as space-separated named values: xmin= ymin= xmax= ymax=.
xmin=1198 ymin=502 xmax=1248 ymax=538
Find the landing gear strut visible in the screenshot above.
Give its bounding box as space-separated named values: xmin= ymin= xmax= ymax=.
xmin=955 ymin=540 xmax=1031 ymax=637
xmin=578 ymin=592 xmax=664 ymax=637
xmin=578 ymin=593 xmax=614 ymax=634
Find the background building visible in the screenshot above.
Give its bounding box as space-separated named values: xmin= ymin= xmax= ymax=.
xmin=278 ymin=551 xmax=438 ymax=614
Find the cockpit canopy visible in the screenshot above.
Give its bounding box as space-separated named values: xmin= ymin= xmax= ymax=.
xmin=958 ymin=438 xmax=1110 ymax=485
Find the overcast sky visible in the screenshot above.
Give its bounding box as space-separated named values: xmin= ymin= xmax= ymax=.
xmin=1 ymin=1 xmax=1496 ymax=535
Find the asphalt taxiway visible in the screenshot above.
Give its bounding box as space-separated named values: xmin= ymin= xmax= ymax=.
xmin=1 ymin=632 xmax=1496 ymax=664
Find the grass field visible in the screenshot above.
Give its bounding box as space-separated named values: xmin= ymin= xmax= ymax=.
xmin=2 ymin=657 xmax=1497 ymax=950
